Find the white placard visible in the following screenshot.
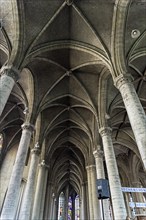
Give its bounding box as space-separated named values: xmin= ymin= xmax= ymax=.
xmin=122 ymin=187 xmax=146 ymax=193
xmin=129 ymin=202 xmax=146 ymax=208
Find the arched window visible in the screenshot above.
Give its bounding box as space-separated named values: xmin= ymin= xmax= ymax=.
xmin=58 ymin=192 xmax=65 ymax=220
xmin=75 ymin=195 xmax=80 ymax=220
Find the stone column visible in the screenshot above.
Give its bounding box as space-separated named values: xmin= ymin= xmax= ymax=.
xmin=124 ymin=193 xmax=132 ymax=218
xmin=45 ymin=183 xmax=54 ymax=220
xmin=132 ymin=181 xmax=146 ymax=215
xmin=93 ymin=149 xmax=111 ymax=220
xmin=86 ymin=166 xmax=94 ymax=220
xmin=52 ymin=197 xmax=57 ymax=220
xmin=99 ymin=127 xmax=127 ymax=219
xmin=0 ymin=66 xmax=19 ymax=116
xmin=85 ymin=182 xmax=90 ymax=220
xmin=90 ymin=165 xmax=102 ymax=219
xmin=115 ymin=74 xmax=146 ymax=170
xmin=49 ymin=193 xmax=54 ymax=220
xmin=31 ymin=160 xmax=49 ymax=220
xmin=80 ymin=183 xmax=86 ymax=220
xmin=40 ymin=167 xmax=49 ymax=220
xmin=93 ymin=150 xmax=105 ymax=178
xmin=0 ymin=123 xmax=34 ymax=220
xmin=50 ymin=192 xmax=57 ymax=220
xmin=86 ymin=165 xmax=102 ymax=220
xmin=19 ymin=142 xmax=41 ymax=220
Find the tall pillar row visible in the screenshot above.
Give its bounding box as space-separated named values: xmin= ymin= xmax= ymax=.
xmin=93 ymin=149 xmax=111 ymax=220
xmin=19 ymin=142 xmax=41 ymax=220
xmin=114 ymin=74 xmax=146 ymax=171
xmin=0 ymin=123 xmax=34 ymax=220
xmin=0 ymin=66 xmax=19 ymax=116
xmin=99 ymin=127 xmax=127 ymax=220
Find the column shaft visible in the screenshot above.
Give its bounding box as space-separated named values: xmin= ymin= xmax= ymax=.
xmin=46 ymin=183 xmax=53 ymax=220
xmin=94 ymin=150 xmax=111 ymax=220
xmin=93 ymin=150 xmax=105 ymax=179
xmin=90 ymin=165 xmax=102 ymax=219
xmin=99 ymin=127 xmax=127 ymax=219
xmin=0 ymin=123 xmax=34 ymax=220
xmin=87 ymin=165 xmax=102 ymax=220
xmin=55 ymin=197 xmax=59 ymax=220
xmin=52 ymin=198 xmax=57 ymax=220
xmin=86 ymin=166 xmax=94 ymax=220
xmin=19 ymin=143 xmax=40 ymax=220
xmin=80 ymin=183 xmax=86 ymax=220
xmin=39 ymin=168 xmax=48 ymax=220
xmin=115 ymin=75 xmax=146 ymax=170
xmin=0 ymin=67 xmax=19 ymax=116
xmin=31 ymin=160 xmax=49 ymax=220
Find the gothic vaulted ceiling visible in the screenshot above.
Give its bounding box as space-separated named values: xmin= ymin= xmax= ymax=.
xmin=0 ymin=0 xmax=146 ymax=192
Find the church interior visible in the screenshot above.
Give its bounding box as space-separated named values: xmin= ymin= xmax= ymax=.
xmin=0 ymin=0 xmax=146 ymax=219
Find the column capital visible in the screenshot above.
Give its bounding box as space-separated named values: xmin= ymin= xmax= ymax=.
xmin=86 ymin=165 xmax=96 ymax=171
xmin=39 ymin=160 xmax=49 ymax=169
xmin=114 ymin=74 xmax=133 ymax=90
xmin=21 ymin=123 xmax=35 ymax=132
xmin=93 ymin=150 xmax=104 ymax=159
xmin=31 ymin=142 xmax=41 ymax=155
xmin=99 ymin=127 xmax=112 ymax=137
xmin=0 ymin=65 xmax=20 ymax=82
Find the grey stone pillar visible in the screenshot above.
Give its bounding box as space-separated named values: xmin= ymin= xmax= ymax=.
xmin=40 ymin=166 xmax=49 ymax=220
xmin=93 ymin=149 xmax=111 ymax=220
xmin=132 ymin=182 xmax=146 ymax=215
xmin=99 ymin=127 xmax=127 ymax=219
xmin=115 ymin=74 xmax=146 ymax=171
xmin=0 ymin=66 xmax=19 ymax=116
xmin=86 ymin=166 xmax=94 ymax=220
xmin=85 ymin=182 xmax=90 ymax=220
xmin=124 ymin=193 xmax=132 ymax=218
xmin=0 ymin=123 xmax=34 ymax=220
xmin=19 ymin=142 xmax=40 ymax=220
xmin=86 ymin=165 xmax=102 ymax=220
xmin=31 ymin=160 xmax=49 ymax=220
xmin=93 ymin=149 xmax=105 ymax=179
xmin=52 ymin=197 xmax=57 ymax=220
xmin=50 ymin=193 xmax=56 ymax=220
xmin=80 ymin=183 xmax=86 ymax=220
xmin=45 ymin=182 xmax=54 ymax=220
